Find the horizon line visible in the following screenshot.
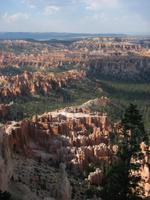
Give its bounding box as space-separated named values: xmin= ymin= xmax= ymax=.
xmin=0 ymin=31 xmax=150 ymax=35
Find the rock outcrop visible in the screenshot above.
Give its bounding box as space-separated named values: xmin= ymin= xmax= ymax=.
xmin=140 ymin=142 xmax=150 ymax=198
xmin=0 ymin=127 xmax=13 ymax=192
xmin=2 ymin=107 xmax=114 ymax=171
xmin=88 ymin=168 xmax=103 ymax=186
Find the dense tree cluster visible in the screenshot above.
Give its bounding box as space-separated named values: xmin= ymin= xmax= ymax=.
xmin=102 ymin=104 xmax=148 ymax=200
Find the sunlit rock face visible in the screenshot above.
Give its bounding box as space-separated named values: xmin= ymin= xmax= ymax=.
xmin=88 ymin=168 xmax=103 ymax=186
xmin=3 ymin=108 xmax=112 ymax=159
xmin=0 ymin=106 xmax=118 ymax=198
xmin=0 ymin=70 xmax=86 ymax=99
xmin=0 ymin=107 xmax=117 ymax=181
xmin=139 ymin=142 xmax=150 ymax=197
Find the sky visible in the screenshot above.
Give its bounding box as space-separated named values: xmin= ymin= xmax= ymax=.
xmin=0 ymin=0 xmax=150 ymax=34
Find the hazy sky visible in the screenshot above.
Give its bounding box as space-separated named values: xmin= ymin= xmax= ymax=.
xmin=0 ymin=0 xmax=150 ymax=33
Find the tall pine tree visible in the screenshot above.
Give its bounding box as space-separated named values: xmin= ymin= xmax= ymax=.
xmin=102 ymin=104 xmax=147 ymax=200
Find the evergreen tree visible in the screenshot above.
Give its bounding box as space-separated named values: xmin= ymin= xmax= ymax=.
xmin=102 ymin=104 xmax=147 ymax=200
xmin=0 ymin=191 xmax=11 ymax=200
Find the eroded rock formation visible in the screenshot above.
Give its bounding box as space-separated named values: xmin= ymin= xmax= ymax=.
xmin=0 ymin=107 xmax=115 ymax=195
xmin=0 ymin=105 xmax=150 ymax=199
xmin=0 ymin=70 xmax=86 ymax=99
xmin=0 ymin=37 xmax=150 ymax=83
xmin=88 ymin=168 xmax=103 ymax=186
